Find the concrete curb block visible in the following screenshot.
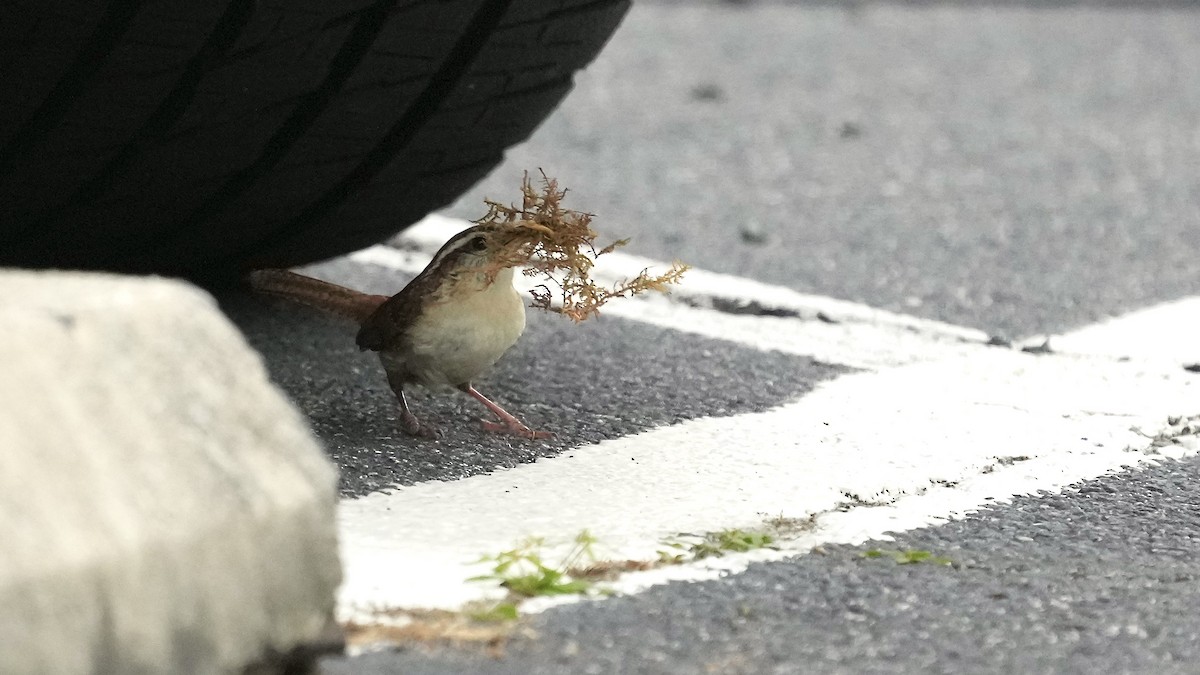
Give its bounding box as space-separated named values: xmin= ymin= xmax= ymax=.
xmin=0 ymin=271 xmax=342 ymax=674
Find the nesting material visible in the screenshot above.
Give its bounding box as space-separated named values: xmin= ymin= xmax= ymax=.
xmin=474 ymin=172 xmax=689 ymax=322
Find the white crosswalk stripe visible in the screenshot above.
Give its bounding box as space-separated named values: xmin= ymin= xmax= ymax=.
xmin=337 ymin=216 xmax=1200 ymax=623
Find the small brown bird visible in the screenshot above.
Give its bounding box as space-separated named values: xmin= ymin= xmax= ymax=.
xmin=249 ymin=225 xmax=550 ymax=440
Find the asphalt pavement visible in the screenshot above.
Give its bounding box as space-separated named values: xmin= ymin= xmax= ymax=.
xmin=215 ymin=1 xmax=1200 ymax=672
xmin=444 ymin=2 xmax=1200 ymax=340
xmin=223 ymin=267 xmax=842 ymax=495
xmin=328 ymin=457 xmax=1200 ymax=675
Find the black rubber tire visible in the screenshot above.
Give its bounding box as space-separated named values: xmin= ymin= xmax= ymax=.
xmin=0 ymin=0 xmax=628 ymax=277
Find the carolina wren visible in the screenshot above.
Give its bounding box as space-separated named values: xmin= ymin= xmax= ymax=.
xmin=249 ymin=225 xmax=551 ymax=440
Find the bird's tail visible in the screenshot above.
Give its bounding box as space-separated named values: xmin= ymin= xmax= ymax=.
xmin=247 ymin=269 xmax=387 ymax=324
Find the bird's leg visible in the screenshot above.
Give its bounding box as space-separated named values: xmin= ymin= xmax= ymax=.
xmin=386 ymin=370 xmax=439 ymax=439
xmin=458 ymin=383 xmax=553 ymax=440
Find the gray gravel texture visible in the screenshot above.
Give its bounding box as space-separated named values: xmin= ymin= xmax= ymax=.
xmin=220 ymin=259 xmax=844 ymax=496
xmin=323 ymin=455 xmax=1200 ymax=675
xmin=442 ymin=4 xmax=1200 ymax=339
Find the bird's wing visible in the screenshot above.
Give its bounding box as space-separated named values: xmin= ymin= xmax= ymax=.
xmin=355 ymin=270 xmax=440 ymax=352
xmin=357 ymin=225 xmax=489 ymax=351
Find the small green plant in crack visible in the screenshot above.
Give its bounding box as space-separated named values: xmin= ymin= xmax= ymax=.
xmin=468 ymin=530 xmax=602 ymax=619
xmin=861 ymin=549 xmax=953 ymax=566
xmin=658 ymin=529 xmax=779 ymax=563
xmin=466 ymin=601 xmax=521 ymax=623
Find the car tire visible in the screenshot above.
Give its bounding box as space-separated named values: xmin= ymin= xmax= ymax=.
xmin=0 ymin=0 xmax=629 ymax=276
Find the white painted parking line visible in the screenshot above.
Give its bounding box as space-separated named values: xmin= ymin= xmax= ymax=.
xmin=1020 ymin=296 xmax=1200 ymax=364
xmin=389 ymin=214 xmax=986 ymax=341
xmin=336 ymin=216 xmax=1200 ymax=623
xmin=354 ymin=217 xmax=988 ymax=369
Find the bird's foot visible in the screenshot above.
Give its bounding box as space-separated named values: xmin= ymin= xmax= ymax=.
xmin=401 ymin=410 xmax=440 ymax=440
xmin=480 ymin=419 xmax=554 ymax=440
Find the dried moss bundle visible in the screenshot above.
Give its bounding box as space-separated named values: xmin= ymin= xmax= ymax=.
xmin=475 ymin=171 xmax=689 ymax=322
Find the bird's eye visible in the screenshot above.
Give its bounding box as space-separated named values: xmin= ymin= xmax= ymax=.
xmin=469 ymin=236 xmax=488 ymax=252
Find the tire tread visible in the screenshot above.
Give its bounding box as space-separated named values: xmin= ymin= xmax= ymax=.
xmin=0 ymin=0 xmax=631 ymax=274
